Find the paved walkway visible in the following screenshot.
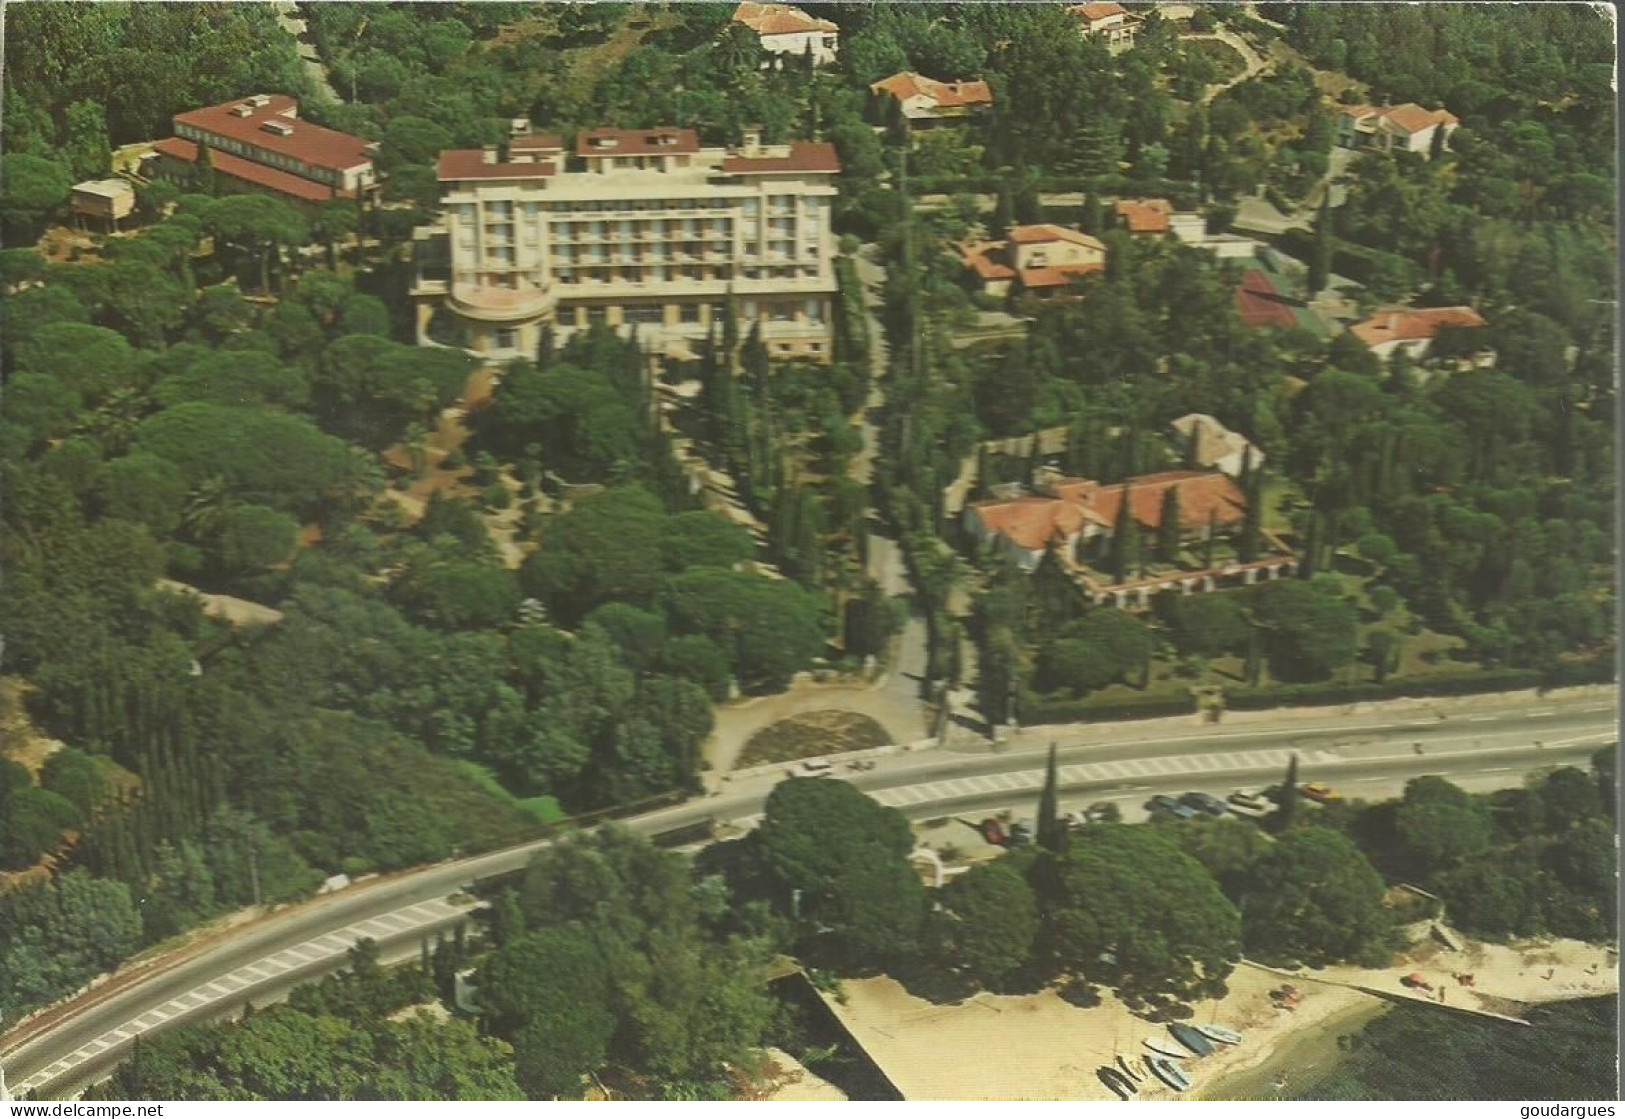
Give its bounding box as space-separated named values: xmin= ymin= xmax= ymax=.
xmin=271 ymin=1 xmax=342 ymax=103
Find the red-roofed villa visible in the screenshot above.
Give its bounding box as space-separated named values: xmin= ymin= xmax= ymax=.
xmin=870 ymin=71 xmax=993 ymax=124
xmin=960 ymin=224 xmax=1107 ymax=298
xmin=1337 ymin=103 xmax=1459 ymax=157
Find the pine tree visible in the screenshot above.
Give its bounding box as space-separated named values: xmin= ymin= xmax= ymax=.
xmin=1308 ymin=195 xmax=1333 ymax=295
xmin=1157 ymin=485 xmax=1183 ymax=563
xmin=990 ymin=185 xmax=1015 ymax=243
xmin=1203 ymin=508 xmax=1217 ymax=569
xmin=1108 ymin=480 xmax=1140 ymax=582
xmin=1036 ymin=742 xmax=1067 ymax=854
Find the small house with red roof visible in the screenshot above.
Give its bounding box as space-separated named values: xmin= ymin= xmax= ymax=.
xmin=733 ymin=3 xmax=839 ymax=67
xmin=870 ymin=72 xmax=993 ymax=125
xmin=1337 ymin=103 xmax=1459 ymax=157
xmin=1349 ymin=306 xmax=1487 ymax=360
xmin=1069 ymin=3 xmax=1141 ymax=51
xmin=961 ymin=224 xmax=1106 ymax=298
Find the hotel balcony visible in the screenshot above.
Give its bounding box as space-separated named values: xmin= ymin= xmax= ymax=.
xmin=448 ymin=282 xmax=555 ymax=323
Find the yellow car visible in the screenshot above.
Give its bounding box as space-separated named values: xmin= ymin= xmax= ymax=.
xmin=1302 ymin=782 xmax=1341 ymax=804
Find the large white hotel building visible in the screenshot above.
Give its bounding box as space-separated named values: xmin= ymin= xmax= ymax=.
xmin=410 ymin=126 xmax=840 ymax=362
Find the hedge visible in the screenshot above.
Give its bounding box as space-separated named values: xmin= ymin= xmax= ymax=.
xmin=1014 ymin=661 xmax=1609 ymax=726
xmin=1019 ymin=691 xmax=1198 ymax=725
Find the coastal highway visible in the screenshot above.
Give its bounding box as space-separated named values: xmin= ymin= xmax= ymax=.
xmin=3 ymin=696 xmax=1613 ymax=1098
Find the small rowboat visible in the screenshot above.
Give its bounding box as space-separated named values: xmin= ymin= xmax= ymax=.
xmin=1170 ymin=1022 xmax=1215 ymax=1056
xmin=1146 ymin=1055 xmax=1191 ymax=1092
xmin=1196 ymin=1023 xmax=1243 ymax=1046
xmin=1116 ymin=1054 xmax=1144 ymax=1083
xmin=1097 ymin=1066 xmax=1137 ymax=1099
xmin=1144 ymin=1038 xmax=1188 ymax=1060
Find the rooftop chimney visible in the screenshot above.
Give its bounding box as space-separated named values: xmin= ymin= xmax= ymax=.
xmin=482 ymin=146 xmax=499 ymax=165
xmin=742 ymin=125 xmax=763 ymax=154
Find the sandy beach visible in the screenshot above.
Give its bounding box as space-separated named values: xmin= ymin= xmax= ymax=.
xmin=817 ymin=935 xmax=1618 ymax=1101
xmin=821 ymin=963 xmax=1377 ymax=1101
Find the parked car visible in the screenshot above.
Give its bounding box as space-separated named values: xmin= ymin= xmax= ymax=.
xmin=1147 ymin=794 xmax=1199 ymax=820
xmin=1302 ymin=781 xmax=1342 ymax=804
xmin=1007 ymin=820 xmax=1034 ymax=847
xmin=792 ymin=759 xmax=834 ymax=777
xmin=1228 ymin=789 xmax=1271 ymax=815
xmin=1180 ymin=791 xmax=1229 ymax=816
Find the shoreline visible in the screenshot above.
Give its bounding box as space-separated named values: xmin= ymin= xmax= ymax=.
xmin=1197 ymin=995 xmax=1392 ymax=1101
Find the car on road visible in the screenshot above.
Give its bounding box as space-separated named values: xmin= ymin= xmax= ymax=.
xmin=1302 ymin=781 xmax=1341 ymax=804
xmin=791 ymin=759 xmax=834 ymax=777
xmin=1147 ymin=794 xmax=1199 ymax=820
xmin=1180 ymin=791 xmax=1229 ymax=817
xmin=1227 ymin=789 xmax=1271 ymax=815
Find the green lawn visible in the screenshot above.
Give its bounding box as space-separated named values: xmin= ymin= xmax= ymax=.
xmin=454 ymin=760 xmax=567 ymax=826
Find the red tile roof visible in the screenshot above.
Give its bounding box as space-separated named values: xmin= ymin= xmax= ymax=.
xmin=962 ymin=245 xmax=1015 ymax=281
xmin=870 ymin=71 xmax=993 ymax=110
xmin=971 ymin=471 xmax=1248 ymax=551
xmin=734 ymin=2 xmax=837 ymax=35
xmin=1116 ymin=197 xmax=1173 ymax=234
xmin=1349 ymin=306 xmax=1486 ymax=348
xmin=510 ymin=132 xmax=565 ymax=151
xmin=1070 ymin=2 xmax=1130 ymax=24
xmin=1007 ymin=223 xmax=1106 ymax=249
xmin=720 ymin=140 xmax=840 ymax=174
xmin=153 ymin=136 xmax=347 ymax=203
xmin=1339 ymin=103 xmax=1459 ymax=134
xmin=1235 ymin=269 xmax=1298 ymax=329
xmin=575 ymin=128 xmax=701 ymax=157
xmin=174 ymin=96 xmax=373 ymax=174
xmin=437 ymin=149 xmax=557 ymax=181
xmin=1089 ymin=472 xmax=1249 ymax=532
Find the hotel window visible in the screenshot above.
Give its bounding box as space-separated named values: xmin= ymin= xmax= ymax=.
xmin=617 ymin=219 xmax=634 ymax=238
xmin=523 ymin=201 xmax=540 ymax=218
xmin=626 ymin=305 xmax=663 ymax=324
xmin=489 ymin=247 xmax=515 ymax=266
xmin=588 ymin=220 xmax=605 ymax=238
xmin=771 ymin=194 xmax=794 ymax=213
xmin=487 ymin=201 xmax=512 ymax=219
xmin=457 ymin=204 xmax=476 ymax=224
xmin=742 ymin=300 xmax=758 ymax=321
xmin=650 ymin=242 xmax=668 ymax=260
xmin=494 ymin=328 xmax=518 ymax=349
xmin=555 ymin=221 xmax=573 ymax=239
xmin=680 ymin=304 xmax=701 ymax=324
xmin=805 ymin=299 xmax=823 ymax=323
xmin=650 ymin=265 xmax=667 ymax=281
xmin=556 ymin=267 xmax=574 ymax=282
xmin=770 ymin=304 xmax=794 ymax=322
xmin=587 ymin=307 xmax=607 ymax=325
xmin=742 ymin=197 xmax=760 ymax=218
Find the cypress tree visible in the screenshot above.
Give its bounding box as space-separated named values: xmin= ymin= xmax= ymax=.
xmin=1203 ymin=508 xmax=1217 ymax=568
xmin=1036 ymin=742 xmax=1067 ymax=854
xmin=196 ymin=141 xmax=216 ymax=195
xmin=1157 ymin=485 xmax=1183 ymax=563
xmin=1239 ymin=462 xmax=1264 ymax=563
xmin=1308 ymin=194 xmax=1332 ymax=295
xmin=536 ymin=323 xmax=554 ymax=370
xmin=1280 ymin=753 xmax=1300 ymax=830
xmin=1080 ymin=190 xmax=1103 ymax=235
xmin=1109 ymin=480 xmax=1139 ymax=582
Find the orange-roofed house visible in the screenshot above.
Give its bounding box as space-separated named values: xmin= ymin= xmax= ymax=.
xmin=1348 ymin=306 xmax=1487 ymax=360
xmin=960 ymin=224 xmax=1107 ymax=298
xmin=153 ymin=94 xmax=377 ymax=208
xmin=1069 ymin=3 xmax=1141 ymax=51
xmin=1337 ymin=103 xmax=1459 ymax=157
xmin=733 ymin=3 xmax=839 ymax=67
xmin=870 ymin=72 xmax=993 ymax=125
xmin=965 ymin=469 xmax=1249 ymax=573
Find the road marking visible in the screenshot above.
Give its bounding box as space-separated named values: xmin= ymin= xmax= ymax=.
xmin=1477 ymin=767 xmax=1513 ymax=773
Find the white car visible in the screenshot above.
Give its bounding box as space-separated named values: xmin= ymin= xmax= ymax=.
xmin=1228 ymin=789 xmax=1271 ymax=816
xmin=792 ymin=759 xmax=834 ymax=777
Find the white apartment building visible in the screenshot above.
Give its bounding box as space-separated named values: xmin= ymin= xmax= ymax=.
xmin=410 ymin=126 xmax=840 ymax=362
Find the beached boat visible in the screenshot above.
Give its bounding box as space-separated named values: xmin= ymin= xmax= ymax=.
xmin=1146 ymin=1055 xmax=1191 ymax=1092
xmin=1144 ymin=1037 xmax=1188 ymax=1060
xmin=1116 ymin=1054 xmax=1144 ymax=1082
xmin=1097 ymin=1067 xmax=1136 ymax=1099
xmin=1170 ymin=1022 xmax=1216 ymax=1056
xmin=1196 ymin=1023 xmax=1243 ymax=1046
